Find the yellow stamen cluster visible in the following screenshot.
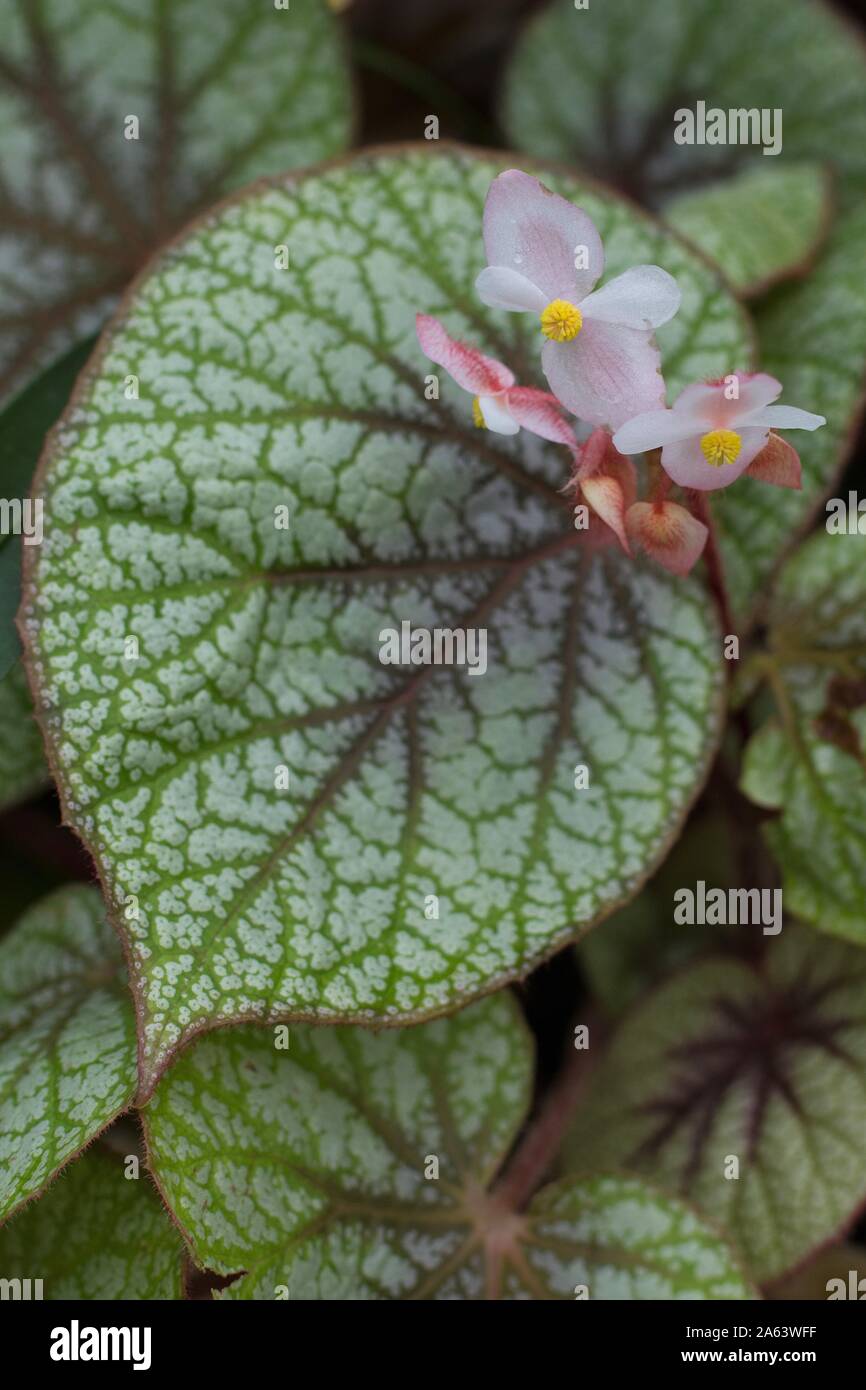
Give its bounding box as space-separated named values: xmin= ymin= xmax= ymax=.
xmin=700 ymin=428 xmax=742 ymax=468
xmin=540 ymin=299 xmax=583 ymax=342
xmin=472 ymin=396 xmax=486 ymax=429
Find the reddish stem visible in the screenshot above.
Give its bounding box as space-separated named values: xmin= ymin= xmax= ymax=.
xmin=691 ymin=491 xmax=736 ymax=638
xmin=492 ymin=1032 xmax=595 ymax=1212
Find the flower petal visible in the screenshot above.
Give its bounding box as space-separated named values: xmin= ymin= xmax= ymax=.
xmin=482 ymin=169 xmax=603 ymax=303
xmin=745 ymin=432 xmax=802 ymax=489
xmin=579 ymin=265 xmax=681 ymax=329
xmin=415 ymin=314 xmax=514 ymax=395
xmin=626 ymin=500 xmax=708 ymax=576
xmin=543 ymin=322 xmax=666 ymax=430
xmin=572 ymin=425 xmax=611 ymax=479
xmin=581 ymin=473 xmax=630 ymax=553
xmin=741 ymin=404 xmax=826 ymax=431
xmin=612 ymin=409 xmax=699 ymax=455
xmin=474 ymin=266 xmax=547 ymax=313
xmin=672 ymin=373 xmax=782 ymax=428
xmin=478 ymin=394 xmax=520 ymax=434
xmin=661 ymin=425 xmax=768 ymax=491
xmin=504 ymin=387 xmax=578 ymax=448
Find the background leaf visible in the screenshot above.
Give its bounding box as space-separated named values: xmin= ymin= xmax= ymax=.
xmin=21 ymin=145 xmax=748 ymax=1092
xmin=144 ymin=993 xmax=752 ymax=1300
xmin=578 ymin=805 xmax=738 ymax=1017
xmin=0 ymin=885 xmax=136 ymax=1222
xmin=0 ymin=337 xmax=96 ymax=679
xmin=503 ymin=0 xmax=866 ymax=620
xmin=0 ymin=0 xmax=353 ymax=402
xmin=502 ymin=0 xmax=866 ymax=208
xmin=665 ymin=162 xmax=831 ymax=296
xmin=0 ymin=662 xmax=47 ymax=811
xmin=740 ymin=529 xmax=866 ymax=944
xmin=565 ymin=923 xmax=866 ymax=1283
xmin=715 ymin=206 xmax=866 ymax=617
xmin=0 ymin=1147 xmax=182 ymax=1299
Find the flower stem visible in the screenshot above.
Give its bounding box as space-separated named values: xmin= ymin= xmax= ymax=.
xmin=492 ymin=1031 xmax=595 ymax=1212
xmin=691 ymin=491 xmax=735 ymax=637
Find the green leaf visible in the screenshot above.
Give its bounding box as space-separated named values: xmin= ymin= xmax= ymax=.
xmin=564 ymin=923 xmax=866 ymax=1283
xmin=502 ymin=0 xmax=866 ymax=208
xmin=503 ymin=0 xmax=866 ymax=619
xmin=0 ymin=1148 xmax=182 ymax=1299
xmin=715 ymin=205 xmax=866 ymax=617
xmin=519 ymin=1176 xmax=754 ymax=1301
xmin=0 ymin=539 xmax=23 ymax=680
xmin=578 ymin=806 xmax=739 ymax=1017
xmin=0 ymin=0 xmax=353 ymax=402
xmin=0 ymin=661 xmax=47 ymax=812
xmin=0 ymin=886 xmax=136 ymax=1222
xmin=20 ymin=145 xmax=747 ymax=1093
xmin=0 ymin=339 xmax=97 ymax=679
xmin=665 ymin=163 xmax=831 ymax=296
xmin=740 ymin=529 xmax=866 ymax=944
xmin=144 ymin=994 xmax=753 ymax=1300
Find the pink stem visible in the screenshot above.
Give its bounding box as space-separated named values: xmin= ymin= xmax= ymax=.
xmin=492 ymin=1036 xmax=595 ymax=1213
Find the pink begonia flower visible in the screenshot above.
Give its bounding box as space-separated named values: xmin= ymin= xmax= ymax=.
xmin=625 ymin=500 xmax=708 ymax=577
xmin=416 ymin=314 xmax=578 ymax=447
xmin=474 ymin=170 xmax=681 ymax=430
xmin=612 ymin=372 xmax=825 ymax=492
xmin=564 ymin=428 xmax=637 ymax=554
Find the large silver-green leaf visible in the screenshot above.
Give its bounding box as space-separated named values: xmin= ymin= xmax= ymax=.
xmin=21 ymin=146 xmax=746 ymax=1093
xmin=565 ymin=924 xmax=866 ymax=1283
xmin=0 ymin=0 xmax=352 ymax=402
xmin=0 ymin=1148 xmax=182 ymax=1299
xmin=144 ymin=994 xmax=753 ymax=1300
xmin=740 ymin=529 xmax=866 ymax=944
xmin=0 ymin=661 xmax=46 ymax=811
xmin=665 ymin=163 xmax=831 ymax=296
xmin=502 ymin=0 xmax=866 ymax=209
xmin=0 ymin=886 xmax=136 ymax=1222
xmin=503 ymin=0 xmax=866 ymax=620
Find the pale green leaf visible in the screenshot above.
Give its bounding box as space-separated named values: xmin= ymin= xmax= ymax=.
xmin=21 ymin=146 xmax=747 ymax=1092
xmin=517 ymin=1175 xmax=754 ymax=1301
xmin=0 ymin=0 xmax=352 ymax=402
xmin=0 ymin=655 xmax=46 ymax=812
xmin=0 ymin=1148 xmax=182 ymax=1299
xmin=0 ymin=886 xmax=136 ymax=1222
xmin=740 ymin=529 xmax=866 ymax=943
xmin=565 ymin=924 xmax=866 ymax=1282
xmin=144 ymin=995 xmax=752 ymax=1300
xmin=665 ymin=163 xmax=831 ymax=296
